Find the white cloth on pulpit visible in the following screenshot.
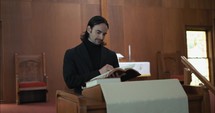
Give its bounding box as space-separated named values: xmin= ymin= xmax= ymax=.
xmin=100 ymin=79 xmax=188 ymax=113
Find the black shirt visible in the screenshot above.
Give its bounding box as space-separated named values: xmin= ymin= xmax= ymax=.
xmin=83 ymin=38 xmax=101 ymax=70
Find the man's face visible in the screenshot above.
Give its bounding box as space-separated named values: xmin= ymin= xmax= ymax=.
xmin=87 ymin=23 xmax=108 ymax=45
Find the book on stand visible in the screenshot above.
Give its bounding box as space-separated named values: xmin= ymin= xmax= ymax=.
xmin=85 ymin=68 xmax=141 ymax=88
xmin=90 ymin=68 xmax=141 ymax=81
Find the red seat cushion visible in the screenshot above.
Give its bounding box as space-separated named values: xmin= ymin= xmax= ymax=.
xmin=19 ymin=81 xmax=47 ymax=88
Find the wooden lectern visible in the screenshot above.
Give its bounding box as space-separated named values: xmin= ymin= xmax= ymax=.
xmin=56 ymin=83 xmax=210 ymax=113
xmin=56 ymin=86 xmax=106 ymax=113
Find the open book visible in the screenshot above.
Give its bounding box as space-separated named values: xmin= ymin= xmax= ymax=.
xmin=90 ymin=68 xmax=141 ymax=82
xmin=86 ymin=78 xmax=121 ymax=88
xmin=85 ymin=68 xmax=141 ymax=88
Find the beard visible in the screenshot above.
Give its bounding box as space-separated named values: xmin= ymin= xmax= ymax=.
xmin=95 ymin=39 xmax=103 ymax=45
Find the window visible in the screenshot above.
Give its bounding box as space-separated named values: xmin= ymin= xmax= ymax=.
xmin=186 ymin=30 xmax=209 ymax=85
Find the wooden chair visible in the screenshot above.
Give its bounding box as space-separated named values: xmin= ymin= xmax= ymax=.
xmin=157 ymin=51 xmax=184 ymax=82
xmin=15 ymin=53 xmax=48 ymax=104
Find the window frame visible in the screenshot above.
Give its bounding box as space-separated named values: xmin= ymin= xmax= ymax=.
xmin=184 ymin=25 xmax=214 ymax=85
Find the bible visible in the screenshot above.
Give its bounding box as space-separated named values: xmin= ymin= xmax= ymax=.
xmin=90 ymin=68 xmax=141 ymax=82
xmin=85 ymin=68 xmax=141 ymax=88
xmin=86 ymin=78 xmax=120 ymax=88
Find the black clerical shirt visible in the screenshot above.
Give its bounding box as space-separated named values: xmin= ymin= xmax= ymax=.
xmin=83 ymin=38 xmax=101 ymax=70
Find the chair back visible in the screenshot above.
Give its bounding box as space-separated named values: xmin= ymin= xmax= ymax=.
xmin=157 ymin=51 xmax=183 ymax=80
xmin=15 ymin=53 xmax=46 ymax=83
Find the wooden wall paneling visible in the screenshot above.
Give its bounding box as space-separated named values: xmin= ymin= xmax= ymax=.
xmin=80 ymin=0 xmax=90 ymax=32
xmin=184 ymin=4 xmax=212 ymax=26
xmin=0 ymin=0 xmax=2 ymax=102
xmin=162 ymin=0 xmax=186 ymax=56
xmin=135 ymin=0 xmax=162 ymax=7
xmin=0 ymin=20 xmax=3 ymax=102
xmin=101 ymin=0 xmax=108 ymax=24
xmin=3 ymin=51 xmax=15 ymax=102
xmin=122 ymin=1 xmax=163 ymax=79
xmin=42 ymin=2 xmax=83 ymax=101
xmin=212 ymin=2 xmax=215 ymax=112
xmin=187 ymin=0 xmax=212 ymax=9
xmin=184 ymin=9 xmax=199 ymax=26
xmin=1 ymin=0 xmax=84 ymax=102
xmin=210 ymin=3 xmax=215 ymax=110
xmin=133 ymin=7 xmax=163 ymax=79
xmin=81 ymin=0 xmax=101 ymax=31
xmin=108 ymin=0 xmax=124 ymax=6
xmin=213 ymin=3 xmax=215 ymax=86
xmin=31 ymin=0 xmax=101 ymax=102
xmin=162 ymin=0 xmax=185 ymax=8
xmin=100 ymin=0 xmax=110 ymax=47
xmin=196 ymin=9 xmax=212 ymax=25
xmin=162 ymin=8 xmax=184 ymax=53
xmin=108 ymin=1 xmax=124 ymax=55
xmin=1 ymin=0 xmax=215 ymax=103
xmin=122 ymin=2 xmax=137 ymax=62
xmin=1 ymin=0 xmax=39 ymax=102
xmin=33 ymin=0 xmax=101 ymax=103
xmin=1 ymin=0 xmax=30 ymax=102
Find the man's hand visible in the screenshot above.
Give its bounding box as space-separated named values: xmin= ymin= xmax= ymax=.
xmin=99 ymin=64 xmax=114 ymax=74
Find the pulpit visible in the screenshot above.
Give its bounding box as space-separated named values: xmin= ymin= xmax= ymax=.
xmin=56 ymin=79 xmax=210 ymax=113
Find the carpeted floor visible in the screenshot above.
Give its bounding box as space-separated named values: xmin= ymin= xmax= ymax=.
xmin=0 ymin=102 xmax=56 ymax=113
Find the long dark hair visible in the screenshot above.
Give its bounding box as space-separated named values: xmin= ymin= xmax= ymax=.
xmin=80 ymin=16 xmax=109 ymax=45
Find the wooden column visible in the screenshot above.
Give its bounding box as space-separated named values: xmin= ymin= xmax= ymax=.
xmin=101 ymin=0 xmax=110 ymax=48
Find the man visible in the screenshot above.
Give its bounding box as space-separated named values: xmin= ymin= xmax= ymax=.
xmin=63 ymin=16 xmax=119 ymax=93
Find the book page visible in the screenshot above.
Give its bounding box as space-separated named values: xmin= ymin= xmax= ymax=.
xmin=90 ymin=71 xmax=111 ymax=81
xmin=90 ymin=68 xmax=124 ymax=81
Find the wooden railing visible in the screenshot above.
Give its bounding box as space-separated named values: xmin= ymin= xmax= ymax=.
xmin=181 ymin=56 xmax=215 ymax=95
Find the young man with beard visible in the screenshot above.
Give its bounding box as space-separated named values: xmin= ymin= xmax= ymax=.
xmin=63 ymin=16 xmax=119 ymax=94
